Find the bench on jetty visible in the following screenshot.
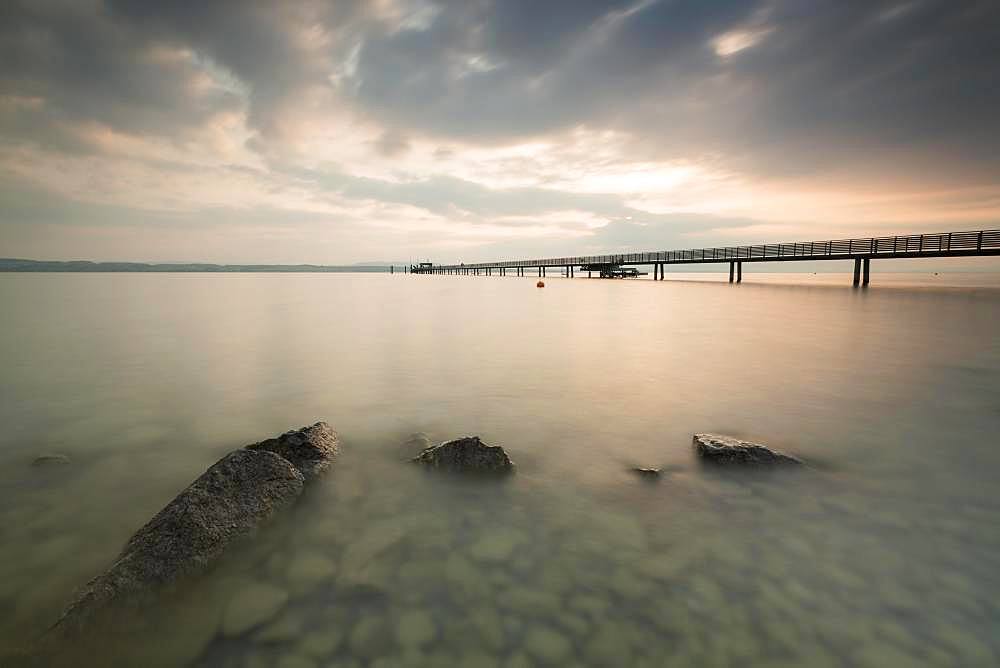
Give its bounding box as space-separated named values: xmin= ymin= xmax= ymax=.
xmin=411 ymin=229 xmax=1000 ymax=286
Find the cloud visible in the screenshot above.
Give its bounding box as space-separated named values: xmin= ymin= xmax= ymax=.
xmin=371 ymin=129 xmax=411 ymax=157
xmin=0 ymin=0 xmax=998 ymax=263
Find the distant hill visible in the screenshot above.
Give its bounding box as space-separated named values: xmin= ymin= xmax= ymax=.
xmin=0 ymin=258 xmax=402 ymax=273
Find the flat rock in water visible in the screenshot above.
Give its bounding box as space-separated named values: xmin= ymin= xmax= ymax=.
xmin=50 ymin=422 xmax=339 ymax=635
xmin=692 ymin=433 xmax=802 ymax=467
xmin=247 ymin=422 xmax=340 ymax=480
xmin=630 ymin=467 xmax=662 ymax=478
xmin=412 ymin=436 xmax=514 ymax=473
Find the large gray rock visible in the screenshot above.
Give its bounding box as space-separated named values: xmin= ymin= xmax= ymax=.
xmin=693 ymin=433 xmax=802 ymax=467
xmin=51 ymin=422 xmax=338 ymax=634
xmin=247 ymin=422 xmax=340 ymax=480
xmin=413 ymin=436 xmax=514 ymax=473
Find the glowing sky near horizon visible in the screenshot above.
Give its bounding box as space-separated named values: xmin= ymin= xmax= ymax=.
xmin=1 ymin=0 xmax=998 ymax=263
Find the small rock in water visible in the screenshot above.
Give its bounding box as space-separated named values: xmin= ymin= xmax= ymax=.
xmin=630 ymin=467 xmax=662 ymax=479
xmin=396 ymin=609 xmax=437 ymax=648
xmin=32 ymin=453 xmax=71 ymax=466
xmin=412 ymin=436 xmax=515 ymax=473
xmin=692 ymin=433 xmax=802 ymax=467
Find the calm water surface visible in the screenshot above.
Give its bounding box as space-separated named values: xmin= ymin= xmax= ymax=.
xmin=1 ymin=272 xmax=999 ymax=667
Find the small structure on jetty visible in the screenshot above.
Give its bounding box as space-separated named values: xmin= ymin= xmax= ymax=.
xmin=579 ymin=263 xmax=646 ymax=279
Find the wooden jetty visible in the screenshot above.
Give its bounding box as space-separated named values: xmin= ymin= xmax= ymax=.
xmin=411 ymin=229 xmax=1000 ymax=286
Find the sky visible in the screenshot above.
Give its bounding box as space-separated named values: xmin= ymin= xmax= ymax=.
xmin=1 ymin=0 xmax=998 ymax=264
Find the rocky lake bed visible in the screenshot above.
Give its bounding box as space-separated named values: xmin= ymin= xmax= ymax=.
xmin=5 ymin=426 xmax=998 ymax=667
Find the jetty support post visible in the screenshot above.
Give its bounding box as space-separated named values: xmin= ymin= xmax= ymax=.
xmin=737 ymin=261 xmax=742 ymax=283
xmin=729 ymin=262 xmax=734 ymax=283
xmin=863 ymin=258 xmax=870 ymax=286
xmin=853 ymin=258 xmax=861 ymax=286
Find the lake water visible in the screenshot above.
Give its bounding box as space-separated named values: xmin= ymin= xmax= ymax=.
xmin=1 ymin=272 xmax=999 ymax=667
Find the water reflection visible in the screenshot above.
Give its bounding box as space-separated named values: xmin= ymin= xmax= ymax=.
xmin=1 ymin=273 xmax=998 ymax=666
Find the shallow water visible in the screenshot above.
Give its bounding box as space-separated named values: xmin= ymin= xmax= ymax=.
xmin=1 ymin=272 xmax=999 ymax=667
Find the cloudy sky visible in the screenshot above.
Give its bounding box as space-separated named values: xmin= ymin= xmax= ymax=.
xmin=1 ymin=0 xmax=998 ymax=264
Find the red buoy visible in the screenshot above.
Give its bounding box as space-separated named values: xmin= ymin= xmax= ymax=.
xmin=536 ymin=280 xmax=545 ymax=288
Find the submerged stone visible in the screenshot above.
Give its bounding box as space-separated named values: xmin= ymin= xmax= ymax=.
xmin=461 ymin=649 xmax=501 ymax=668
xmin=470 ymin=608 xmax=505 ymax=651
xmin=299 ymin=629 xmax=343 ymax=659
xmin=692 ymin=433 xmax=802 ymax=467
xmin=584 ymin=625 xmax=633 ymax=666
xmin=32 ymin=453 xmax=71 ymax=466
xmin=504 ymin=652 xmax=534 ymax=668
xmin=397 ymin=609 xmax=437 ymax=648
xmin=222 ymin=582 xmax=289 ymax=636
xmin=523 ymin=626 xmax=572 ymax=664
xmin=286 ymin=552 xmax=337 ymax=590
xmin=413 ymin=436 xmax=515 ymax=473
xmin=255 ymin=614 xmax=303 ymax=643
xmin=630 ymin=467 xmax=661 ymax=479
xmin=275 ymin=654 xmax=318 ymax=668
xmin=468 ymin=529 xmax=526 ymax=562
xmin=350 ymin=614 xmax=392 ymax=659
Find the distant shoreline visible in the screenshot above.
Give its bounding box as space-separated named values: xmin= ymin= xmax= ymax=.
xmin=0 ymin=259 xmax=400 ymax=273
xmin=3 ymin=258 xmax=998 ymax=275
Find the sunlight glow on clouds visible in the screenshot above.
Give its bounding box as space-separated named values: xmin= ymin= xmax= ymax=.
xmin=1 ymin=0 xmax=998 ymax=263
xmin=712 ymin=27 xmax=772 ymax=57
